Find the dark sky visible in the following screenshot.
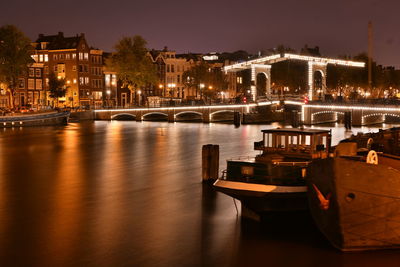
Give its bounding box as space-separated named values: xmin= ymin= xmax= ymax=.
xmin=2 ymin=0 xmax=399 ymax=67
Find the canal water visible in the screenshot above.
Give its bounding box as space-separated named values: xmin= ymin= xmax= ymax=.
xmin=1 ymin=121 xmax=400 ymax=266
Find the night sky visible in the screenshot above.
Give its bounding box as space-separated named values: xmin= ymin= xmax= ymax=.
xmin=2 ymin=0 xmax=399 ymax=67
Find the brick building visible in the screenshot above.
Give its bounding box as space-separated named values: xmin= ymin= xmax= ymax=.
xmin=30 ymin=32 xmax=104 ymax=107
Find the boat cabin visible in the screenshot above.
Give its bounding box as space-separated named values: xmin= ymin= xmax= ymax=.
xmin=254 ymin=128 xmax=331 ymax=159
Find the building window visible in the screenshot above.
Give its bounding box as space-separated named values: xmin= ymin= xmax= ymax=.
xmin=28 ymin=79 xmax=35 ymax=89
xmin=66 ymin=54 xmax=70 ymax=60
xmin=167 ymin=64 xmax=170 ymax=72
xmin=54 ymin=65 xmax=58 ymax=72
xmin=31 ymin=55 xmax=38 ymax=62
xmin=177 ymin=75 xmax=180 ymax=83
xmin=44 ymin=66 xmax=49 ymax=74
xmin=45 ymin=78 xmax=49 ymax=86
xmin=84 ymin=53 xmax=89 ymax=61
xmin=79 ymin=53 xmax=83 ymax=60
xmin=54 ymin=54 xmax=58 ymax=60
xmin=79 ymin=65 xmax=83 ymax=72
xmin=35 ymin=69 xmax=41 ymax=77
xmin=72 ymin=53 xmax=76 ymax=59
xmin=39 ymin=54 xmax=44 ymax=62
xmin=60 ymin=54 xmax=64 ymax=60
xmin=29 ymin=68 xmax=34 ymax=77
xmin=44 ymin=54 xmax=48 ymax=62
xmin=35 ymin=79 xmax=42 ymax=90
xmin=85 ymin=77 xmax=89 ymax=85
xmin=79 ymin=77 xmax=84 ymax=85
xmin=73 ymin=65 xmax=77 ymax=71
xmin=73 ymin=79 xmax=77 ymax=84
xmin=171 ymin=65 xmax=175 ymax=73
xmin=18 ymin=78 xmax=25 ymax=89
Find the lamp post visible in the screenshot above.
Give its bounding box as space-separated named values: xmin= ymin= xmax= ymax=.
xmin=137 ymin=90 xmax=141 ymax=106
xmin=199 ymin=83 xmax=205 ymax=100
xmin=106 ymin=89 xmax=111 ymax=107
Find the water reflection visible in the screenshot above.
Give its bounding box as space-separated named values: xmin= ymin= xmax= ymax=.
xmin=0 ymin=121 xmax=400 ymax=266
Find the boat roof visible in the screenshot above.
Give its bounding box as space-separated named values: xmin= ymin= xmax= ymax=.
xmin=261 ymin=128 xmax=331 ymax=135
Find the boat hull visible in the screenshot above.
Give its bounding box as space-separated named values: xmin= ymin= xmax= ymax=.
xmin=307 ymin=156 xmax=400 ymax=251
xmin=214 ymin=179 xmax=308 ymax=212
xmin=0 ymin=111 xmax=69 ymax=127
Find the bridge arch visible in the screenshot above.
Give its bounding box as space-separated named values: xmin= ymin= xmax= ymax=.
xmin=361 ymin=113 xmax=385 ymax=125
xmin=311 ymin=110 xmax=343 ymax=124
xmin=385 ymin=113 xmax=400 ymax=123
xmin=175 ymin=111 xmax=203 ymax=121
xmin=142 ymin=112 xmax=168 ymax=121
xmin=111 ymin=113 xmax=136 ymax=120
xmin=210 ymin=110 xmax=235 ymax=122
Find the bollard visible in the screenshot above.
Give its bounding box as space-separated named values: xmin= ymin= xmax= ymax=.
xmin=291 ymin=110 xmax=299 ymax=128
xmin=344 ymin=111 xmax=352 ymax=130
xmin=233 ymin=111 xmax=241 ymax=126
xmin=202 ymin=144 xmax=219 ymax=183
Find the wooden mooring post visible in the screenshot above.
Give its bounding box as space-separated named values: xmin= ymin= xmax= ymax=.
xmin=202 ymin=144 xmax=219 ymax=183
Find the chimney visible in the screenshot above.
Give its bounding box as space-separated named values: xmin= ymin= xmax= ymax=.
xmin=58 ymin=32 xmax=64 ymax=37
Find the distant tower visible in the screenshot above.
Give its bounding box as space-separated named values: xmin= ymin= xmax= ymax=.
xmin=368 ymin=21 xmax=373 ymax=90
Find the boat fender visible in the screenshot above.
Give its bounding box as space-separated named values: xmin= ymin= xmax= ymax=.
xmin=367 ymin=138 xmax=373 ymax=150
xmin=366 ymin=150 xmax=378 ymax=165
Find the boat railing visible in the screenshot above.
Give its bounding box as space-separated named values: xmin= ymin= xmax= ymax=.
xmin=273 ymin=161 xmax=311 ymax=166
xmin=227 ymin=155 xmax=257 ymax=161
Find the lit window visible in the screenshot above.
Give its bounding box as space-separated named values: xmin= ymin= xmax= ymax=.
xmin=85 ymin=77 xmax=89 ymax=85
xmin=28 ymin=79 xmax=35 ymax=89
xmin=44 ymin=54 xmax=48 ymax=62
xmin=39 ymin=54 xmax=43 ymax=62
xmin=79 ymin=77 xmax=84 ymax=85
xmin=73 ymin=79 xmax=77 ymax=84
xmin=84 ymin=53 xmax=89 ymax=61
xmin=54 ymin=54 xmax=58 ymax=60
xmin=66 ymin=54 xmax=70 ymax=60
xmin=59 ymin=54 xmax=64 ymax=60
xmin=72 ymin=65 xmax=77 ymax=71
xmin=72 ymin=53 xmax=76 ymax=59
xmin=45 ymin=78 xmax=49 ymax=86
xmin=79 ymin=53 xmax=83 ymax=60
xmin=35 ymin=79 xmax=42 ymax=90
xmin=31 ymin=55 xmax=38 ymax=62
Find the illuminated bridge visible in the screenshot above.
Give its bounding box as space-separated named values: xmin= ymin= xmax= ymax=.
xmin=302 ymin=102 xmax=400 ymax=126
xmin=224 ymin=53 xmax=365 ymax=101
xmin=94 ymin=102 xmax=281 ymax=122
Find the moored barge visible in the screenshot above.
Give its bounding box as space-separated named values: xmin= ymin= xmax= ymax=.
xmin=307 ymin=127 xmax=400 ymax=251
xmin=214 ymin=128 xmax=331 ymax=218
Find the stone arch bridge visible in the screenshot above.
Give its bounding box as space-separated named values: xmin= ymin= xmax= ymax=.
xmin=94 ymin=104 xmax=260 ymax=122
xmin=302 ymin=103 xmax=400 ymax=126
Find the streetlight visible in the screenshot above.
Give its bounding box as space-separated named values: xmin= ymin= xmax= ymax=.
xmin=137 ymin=90 xmax=142 ymax=106
xmin=199 ymin=83 xmax=205 ymax=99
xmin=106 ymin=89 xmax=111 ymax=107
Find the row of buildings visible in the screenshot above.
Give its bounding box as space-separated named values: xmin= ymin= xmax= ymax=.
xmin=0 ymin=32 xmax=244 ymax=109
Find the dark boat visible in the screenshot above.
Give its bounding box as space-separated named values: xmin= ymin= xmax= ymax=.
xmin=307 ymin=127 xmax=400 ymax=251
xmin=0 ymin=111 xmax=70 ymax=127
xmin=213 ymin=128 xmax=332 ymax=219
